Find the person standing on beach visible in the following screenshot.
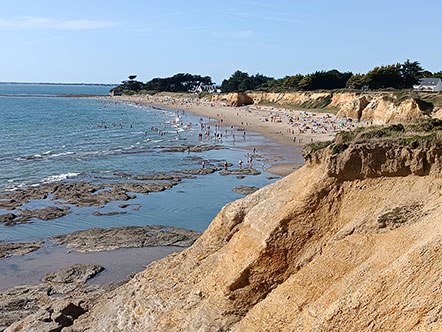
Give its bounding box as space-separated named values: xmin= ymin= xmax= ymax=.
xmin=239 ymin=159 xmax=243 ymax=169
xmin=201 ymin=160 xmax=206 ymax=169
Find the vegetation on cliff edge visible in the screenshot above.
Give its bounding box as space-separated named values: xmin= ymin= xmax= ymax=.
xmin=304 ymin=119 xmax=442 ymax=156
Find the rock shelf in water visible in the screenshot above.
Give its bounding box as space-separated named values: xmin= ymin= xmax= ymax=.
xmin=0 ymin=241 xmax=43 ymax=260
xmin=0 ymin=162 xmax=264 ymax=226
xmin=42 ymin=264 xmax=105 ymax=284
xmin=232 ymin=186 xmax=260 ymax=195
xmin=51 ymin=225 xmax=200 ymax=253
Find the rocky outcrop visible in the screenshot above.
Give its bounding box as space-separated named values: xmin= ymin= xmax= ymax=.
xmin=177 ymin=168 xmax=217 ymax=175
xmin=232 ymin=185 xmax=260 ymax=195
xmin=2 ymin=265 xmax=124 ymax=332
xmin=0 ymin=206 xmax=72 ymax=226
xmin=212 ymin=92 xmax=254 ymax=106
xmin=0 ymin=241 xmax=43 ymax=260
xmin=33 ymin=129 xmax=439 ymax=332
xmin=51 ymin=226 xmax=200 ymax=253
xmin=219 ymin=168 xmax=261 ymax=176
xmin=160 ymin=145 xmax=225 ymax=153
xmin=0 ymin=181 xmax=178 ymax=216
xmin=303 ymin=140 xmax=442 ymax=180
xmin=42 ymin=264 xmax=104 ymax=284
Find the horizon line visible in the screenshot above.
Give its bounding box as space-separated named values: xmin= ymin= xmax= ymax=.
xmin=0 ymin=81 xmax=117 ymax=86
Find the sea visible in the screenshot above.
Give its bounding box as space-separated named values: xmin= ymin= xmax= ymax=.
xmin=0 ymin=83 xmax=302 ymax=243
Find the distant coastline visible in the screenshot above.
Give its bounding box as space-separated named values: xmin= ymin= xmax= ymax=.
xmin=0 ymin=82 xmax=116 ymax=86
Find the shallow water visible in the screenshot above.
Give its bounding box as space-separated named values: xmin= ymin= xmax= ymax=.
xmin=0 ymin=85 xmax=301 ymax=242
xmin=0 ymin=244 xmax=181 ymax=291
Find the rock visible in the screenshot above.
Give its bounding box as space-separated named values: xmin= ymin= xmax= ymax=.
xmin=42 ymin=264 xmax=104 ymax=284
xmin=0 ymin=241 xmax=43 ymax=260
xmin=0 ymin=178 xmax=181 ymax=223
xmin=92 ymin=211 xmax=127 ymax=217
xmin=177 ymin=168 xmax=217 ymax=175
xmin=225 ymin=92 xmax=254 ymax=107
xmin=303 ymin=140 xmax=442 ymax=180
xmin=219 ymin=168 xmax=261 ymax=176
xmin=0 ymin=213 xmax=18 ymax=226
xmin=0 ymin=184 xmax=57 ymax=210
xmin=1 ymin=207 xmax=71 ymax=226
xmin=0 ymin=284 xmax=52 ymax=331
xmin=236 ymin=176 xmax=245 ymax=179
xmin=216 ymin=162 xmax=233 ymax=168
xmin=51 ymin=226 xmax=201 ymax=253
xmin=2 ymin=277 xmax=128 ymax=332
xmin=109 ymin=182 xmax=177 ymax=195
xmin=336 ymin=96 xmax=370 ymax=120
xmin=0 ymin=180 xmax=179 ymax=217
xmin=232 ymin=186 xmax=260 ymax=195
xmin=18 ymin=206 xmax=71 ymax=223
xmin=118 ymin=204 xmax=141 ymax=210
xmin=51 ymin=181 xmax=174 ymax=208
xmin=161 ymin=145 xmax=225 ymax=153
xmin=266 ymin=176 xmax=280 ymax=180
xmin=133 ymin=173 xmax=195 ymax=181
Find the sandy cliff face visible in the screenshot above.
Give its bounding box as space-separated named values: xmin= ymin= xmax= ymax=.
xmin=18 ymin=139 xmax=438 ymax=332
xmin=215 ymin=91 xmax=436 ymax=124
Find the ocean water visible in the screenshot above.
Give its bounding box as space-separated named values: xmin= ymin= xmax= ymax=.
xmin=0 ymin=84 xmax=299 ymax=243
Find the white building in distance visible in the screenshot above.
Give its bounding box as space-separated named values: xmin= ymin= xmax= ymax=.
xmin=413 ymin=78 xmax=442 ymax=92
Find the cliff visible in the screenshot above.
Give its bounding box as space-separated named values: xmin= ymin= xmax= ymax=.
xmin=7 ymin=121 xmax=442 ymax=332
xmin=214 ymin=91 xmax=442 ymax=124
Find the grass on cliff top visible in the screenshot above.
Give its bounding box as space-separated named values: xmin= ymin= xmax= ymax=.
xmin=256 ymin=100 xmax=338 ymax=114
xmin=305 ymin=118 xmax=442 ymax=155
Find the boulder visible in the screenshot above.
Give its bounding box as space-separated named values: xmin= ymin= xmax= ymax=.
xmin=42 ymin=264 xmax=104 ymax=284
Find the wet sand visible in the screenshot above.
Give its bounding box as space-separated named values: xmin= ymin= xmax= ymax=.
xmin=0 ymin=244 xmax=182 ymax=291
xmin=266 ymin=163 xmax=304 ymax=176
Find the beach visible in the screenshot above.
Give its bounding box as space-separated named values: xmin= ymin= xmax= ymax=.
xmin=108 ymin=94 xmax=368 ymax=176
xmin=110 ymin=94 xmax=365 ymax=144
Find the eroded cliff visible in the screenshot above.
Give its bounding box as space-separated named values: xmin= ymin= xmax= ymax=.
xmin=214 ymin=91 xmax=442 ymax=124
xmin=7 ymin=122 xmax=442 ymax=332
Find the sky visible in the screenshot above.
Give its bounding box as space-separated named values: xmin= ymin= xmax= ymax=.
xmin=1 ymin=0 xmax=441 ymax=84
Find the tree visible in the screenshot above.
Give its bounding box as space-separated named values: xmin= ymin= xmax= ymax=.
xmin=422 ymin=70 xmax=433 ymax=78
xmin=346 ymin=74 xmax=368 ymax=89
xmin=143 ymin=73 xmax=214 ymax=93
xmin=364 ymin=64 xmax=403 ymax=89
xmin=259 ymin=77 xmax=286 ymax=91
xmin=297 ymin=70 xmax=352 ymax=90
xmin=221 ymin=71 xmax=273 ymax=93
xmin=431 ymin=71 xmax=442 ymax=79
xmin=401 ymin=60 xmax=424 ymax=88
xmin=282 ymin=74 xmax=303 ymax=89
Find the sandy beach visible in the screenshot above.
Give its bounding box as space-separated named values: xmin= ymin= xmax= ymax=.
xmin=108 ymin=94 xmax=366 ymax=175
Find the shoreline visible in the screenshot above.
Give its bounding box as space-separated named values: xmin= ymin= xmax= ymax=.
xmin=104 ymin=94 xmax=359 ymax=175
xmin=107 ymin=94 xmax=344 ymax=146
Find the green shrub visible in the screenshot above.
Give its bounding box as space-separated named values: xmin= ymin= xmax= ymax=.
xmin=336 ymin=130 xmax=356 ymax=143
xmin=408 ymin=118 xmax=442 ymax=132
xmin=398 ymin=133 xmax=436 ymax=146
xmin=359 ymin=124 xmax=405 ymax=139
xmin=308 ymin=141 xmax=332 ymax=151
xmin=332 ymin=143 xmax=349 ymax=154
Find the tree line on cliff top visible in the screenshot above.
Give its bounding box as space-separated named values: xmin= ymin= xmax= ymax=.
xmin=112 ymin=60 xmax=442 ymax=95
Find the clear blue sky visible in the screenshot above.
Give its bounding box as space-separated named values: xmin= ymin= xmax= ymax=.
xmin=1 ymin=0 xmax=441 ymax=84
